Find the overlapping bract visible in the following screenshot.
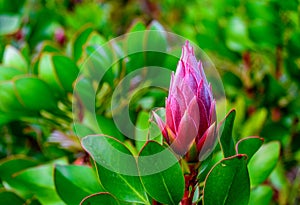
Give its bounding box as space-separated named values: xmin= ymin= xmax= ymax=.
xmin=153 ymin=41 xmax=217 ymax=156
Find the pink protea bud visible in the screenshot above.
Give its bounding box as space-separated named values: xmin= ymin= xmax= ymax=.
xmin=153 ymin=41 xmax=217 ymax=157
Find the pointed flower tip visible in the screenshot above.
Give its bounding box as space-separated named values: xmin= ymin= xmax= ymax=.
xmin=152 ymin=110 xmax=166 ymax=130
xmin=162 ymin=41 xmax=216 ymax=157
xmin=183 ymin=40 xmax=194 ymax=56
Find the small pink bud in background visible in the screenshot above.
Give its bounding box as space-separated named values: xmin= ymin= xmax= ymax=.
xmin=55 ymin=27 xmax=66 ymax=45
xmin=153 ymin=41 xmax=217 ymax=157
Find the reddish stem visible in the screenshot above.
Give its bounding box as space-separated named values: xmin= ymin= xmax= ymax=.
xmin=181 ymin=164 xmax=198 ymax=205
xmin=242 ymin=51 xmax=251 ymax=71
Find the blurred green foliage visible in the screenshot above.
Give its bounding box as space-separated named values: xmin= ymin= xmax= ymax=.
xmin=0 ymin=0 xmax=299 ymax=204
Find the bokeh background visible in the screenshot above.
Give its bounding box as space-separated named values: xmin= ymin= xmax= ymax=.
xmin=0 ymin=0 xmax=299 ymax=204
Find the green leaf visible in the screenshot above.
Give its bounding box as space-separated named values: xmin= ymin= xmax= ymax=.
xmin=249 ymin=185 xmax=273 ymax=205
xmin=269 ymin=162 xmax=289 ymax=203
xmin=0 ymin=156 xmax=38 ymax=181
xmin=241 ymin=108 xmax=267 ymax=137
xmin=0 ymin=112 xmax=16 ymax=124
xmin=135 ymin=111 xmax=150 ymax=151
xmin=97 ymin=115 xmax=125 ymax=141
xmin=11 ymin=160 xmax=67 ymax=205
xmin=203 ymin=154 xmax=250 ymax=205
xmin=236 ymin=136 xmax=264 ymax=163
xmin=127 ymin=19 xmax=146 ymax=33
xmin=144 ymin=21 xmax=168 ymax=66
xmin=0 ymin=191 xmax=25 ymax=205
xmin=80 ymin=193 xmax=120 ymax=205
xmin=38 ymin=53 xmax=79 ymax=95
xmin=138 ymin=141 xmax=184 ymax=205
xmin=125 ymin=20 xmax=146 ymax=73
xmin=248 ymin=141 xmax=280 ymax=186
xmin=84 ymin=44 xmax=115 ymax=86
xmin=0 ymin=66 xmax=23 ymax=81
xmin=38 ymin=53 xmax=64 ymax=95
xmin=54 ymin=165 xmax=104 ymax=205
xmin=52 ymin=55 xmax=79 ymax=92
xmin=0 ymin=81 xmax=25 ymax=113
xmin=0 ymin=14 xmax=21 ymax=35
xmin=70 ymin=26 xmax=94 ymax=62
xmin=40 ymin=42 xmax=61 ymax=53
xmin=81 ymin=135 xmax=149 ymax=204
xmin=85 ymin=32 xmax=106 ymax=46
xmin=249 ymin=19 xmax=279 ymax=47
xmin=225 ymin=16 xmax=252 ymax=52
xmin=2 ymin=45 xmax=27 ymax=73
xmin=14 ymin=76 xmax=57 ymax=111
xmin=246 ymin=1 xmax=277 ymax=22
xmin=219 ymin=109 xmax=236 ymax=158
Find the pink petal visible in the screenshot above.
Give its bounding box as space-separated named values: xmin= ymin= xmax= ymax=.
xmin=170 ymin=110 xmax=198 ymax=156
xmin=152 ymin=110 xmax=167 ymax=140
xmin=179 ymin=79 xmax=195 ymax=104
xmin=196 ymin=98 xmax=209 ymax=138
xmin=166 ymin=97 xmax=181 ymax=132
xmin=186 ymin=66 xmax=198 ymax=94
xmin=175 ymin=87 xmax=188 ymax=109
xmin=197 ymin=61 xmax=208 ymax=84
xmin=174 ymin=60 xmax=186 ymax=79
xmin=197 ymin=122 xmax=217 ymax=161
xmin=181 ymin=41 xmax=198 ymax=71
xmin=209 ymin=100 xmax=217 ymax=124
xmin=165 ymin=98 xmax=175 ymax=133
xmin=197 ymin=81 xmax=213 ymax=113
xmin=187 ymin=96 xmax=200 ymax=131
xmin=169 ymin=72 xmax=175 ymax=93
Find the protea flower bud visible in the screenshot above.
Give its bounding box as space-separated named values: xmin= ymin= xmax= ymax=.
xmin=153 ymin=41 xmax=217 ymax=157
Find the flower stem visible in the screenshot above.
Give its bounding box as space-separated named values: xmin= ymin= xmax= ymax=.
xmin=181 ymin=163 xmax=198 ymax=205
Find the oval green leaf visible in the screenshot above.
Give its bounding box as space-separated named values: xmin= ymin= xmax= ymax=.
xmin=0 ymin=66 xmax=23 ymax=81
xmin=12 ymin=163 xmax=66 ymax=205
xmin=81 ymin=135 xmax=148 ymax=204
xmin=0 ymin=81 xmax=25 ymax=112
xmin=225 ymin=16 xmax=252 ymax=52
xmin=249 ymin=185 xmax=273 ymax=205
xmin=203 ymin=154 xmax=250 ymax=205
xmin=2 ymin=45 xmax=27 ymax=73
xmin=38 ymin=53 xmax=64 ymax=95
xmin=248 ymin=141 xmax=280 ymax=186
xmin=52 ymin=55 xmax=79 ymax=92
xmin=14 ymin=76 xmax=57 ymax=111
xmin=54 ymin=165 xmax=104 ymax=205
xmin=236 ymin=136 xmax=264 ymax=163
xmin=138 ymin=141 xmax=184 ymax=205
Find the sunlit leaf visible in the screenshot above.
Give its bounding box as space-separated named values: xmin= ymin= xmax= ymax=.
xmin=225 ymin=16 xmax=252 ymax=52
xmin=0 ymin=14 xmax=21 ymax=35
xmin=249 ymin=185 xmax=273 ymax=205
xmin=2 ymin=45 xmax=27 ymax=73
xmin=248 ymin=141 xmax=280 ymax=186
